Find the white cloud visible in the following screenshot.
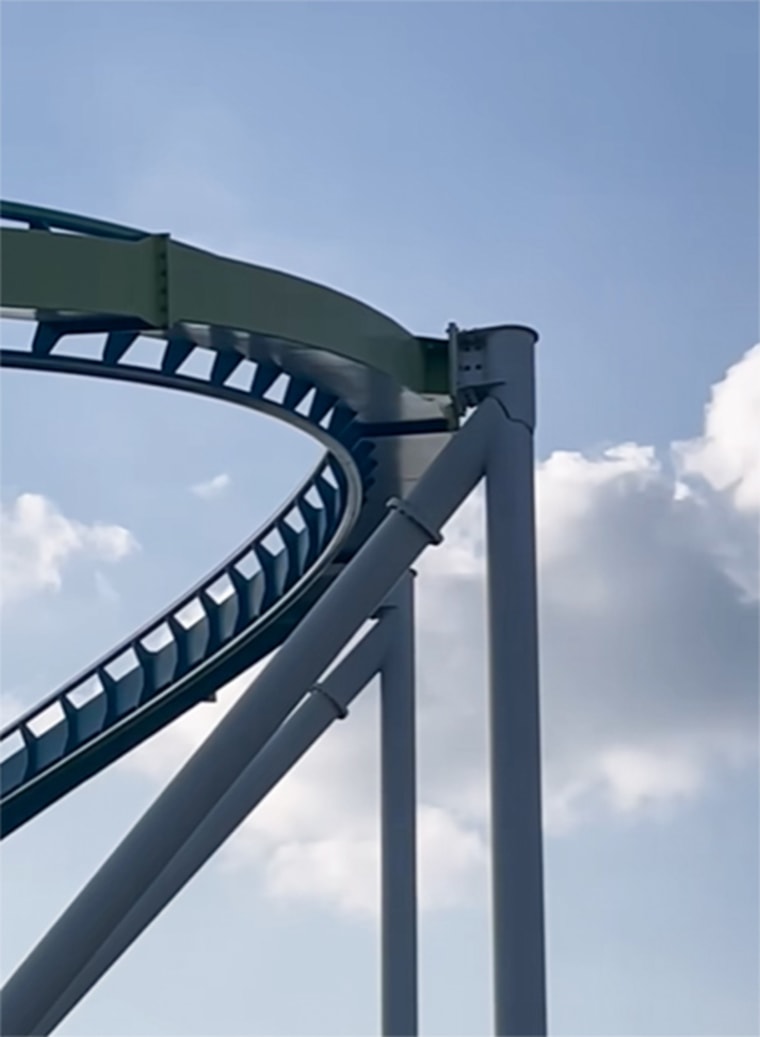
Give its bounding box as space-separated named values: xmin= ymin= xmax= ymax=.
xmin=0 ymin=493 xmax=138 ymax=606
xmin=237 ymin=805 xmax=486 ymax=919
xmin=215 ymin=698 xmax=488 ymax=919
xmin=674 ymin=342 xmax=760 ymax=514
xmin=598 ymin=743 xmax=703 ymax=813
xmin=121 ymin=667 xmax=487 ymax=920
xmin=415 ymin=343 xmax=759 ymax=837
xmin=190 ymin=473 xmax=231 ymax=500
xmin=120 ymin=343 xmax=759 ymax=918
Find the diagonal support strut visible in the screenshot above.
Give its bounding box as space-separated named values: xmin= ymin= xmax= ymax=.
xmin=1 ymin=399 xmax=493 ymax=1037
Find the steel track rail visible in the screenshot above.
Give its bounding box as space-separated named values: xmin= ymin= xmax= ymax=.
xmin=0 ymin=202 xmax=452 ymax=837
xmin=0 ymin=328 xmax=372 ymax=836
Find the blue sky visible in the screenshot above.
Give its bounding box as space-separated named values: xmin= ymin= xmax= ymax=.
xmin=1 ymin=2 xmax=758 ymax=1035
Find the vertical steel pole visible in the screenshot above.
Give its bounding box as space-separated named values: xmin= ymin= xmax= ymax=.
xmin=482 ymin=326 xmax=547 ymax=1036
xmin=377 ymin=571 xmax=418 ymax=1037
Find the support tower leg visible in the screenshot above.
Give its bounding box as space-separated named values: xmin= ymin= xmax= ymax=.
xmin=378 ymin=571 xmax=418 ymax=1037
xmin=483 ymin=326 xmax=547 ymax=1036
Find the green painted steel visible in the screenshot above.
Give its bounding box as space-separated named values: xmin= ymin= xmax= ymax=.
xmin=1 ymin=221 xmax=450 ymax=398
xmin=0 ymin=202 xmax=456 ymax=833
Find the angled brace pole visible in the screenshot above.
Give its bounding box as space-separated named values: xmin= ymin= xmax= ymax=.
xmin=1 ymin=399 xmax=493 ymax=1037
xmin=376 ymin=571 xmax=418 ymax=1037
xmin=32 ymin=623 xmax=388 ymax=1036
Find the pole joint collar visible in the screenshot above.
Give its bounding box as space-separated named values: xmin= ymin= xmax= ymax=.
xmin=309 ymin=684 xmax=349 ymax=720
xmin=386 ymin=497 xmax=443 ymax=545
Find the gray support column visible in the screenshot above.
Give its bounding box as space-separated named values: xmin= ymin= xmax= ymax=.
xmin=482 ymin=326 xmax=547 ymax=1036
xmin=1 ymin=398 xmax=493 ymax=1037
xmin=33 ymin=624 xmax=388 ymax=1037
xmin=377 ymin=572 xmax=418 ymax=1037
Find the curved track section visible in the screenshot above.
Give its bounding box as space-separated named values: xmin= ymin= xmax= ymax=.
xmin=0 ymin=202 xmax=452 ymax=837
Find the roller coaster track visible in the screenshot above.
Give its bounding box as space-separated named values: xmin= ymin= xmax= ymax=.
xmin=0 ymin=201 xmax=454 ymax=838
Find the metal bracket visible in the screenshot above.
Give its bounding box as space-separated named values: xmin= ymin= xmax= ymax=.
xmin=448 ymin=323 xmax=503 ymax=414
xmin=448 ymin=322 xmax=538 ymax=429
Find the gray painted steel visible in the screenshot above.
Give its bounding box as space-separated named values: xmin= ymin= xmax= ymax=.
xmin=0 ymin=402 xmax=493 ymax=1037
xmin=32 ymin=626 xmax=388 ymax=1036
xmin=378 ymin=572 xmax=419 ymax=1037
xmin=1 ymin=202 xmax=548 ymax=1036
xmin=482 ymin=328 xmax=547 ymax=1036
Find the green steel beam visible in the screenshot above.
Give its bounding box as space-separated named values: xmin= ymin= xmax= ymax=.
xmin=1 ymin=229 xmax=166 ymax=326
xmin=1 ymin=226 xmax=450 ymax=397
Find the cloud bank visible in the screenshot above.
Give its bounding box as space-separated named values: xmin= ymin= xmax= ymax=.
xmin=0 ymin=493 xmax=138 ymax=607
xmin=675 ymin=343 xmax=760 ymax=515
xmin=14 ymin=344 xmax=760 ymax=919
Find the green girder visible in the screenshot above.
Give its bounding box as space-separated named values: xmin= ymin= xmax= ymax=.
xmin=1 ymin=224 xmax=451 ymax=399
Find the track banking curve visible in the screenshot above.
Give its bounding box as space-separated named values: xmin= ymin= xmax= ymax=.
xmin=0 ymin=201 xmax=454 ymax=837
